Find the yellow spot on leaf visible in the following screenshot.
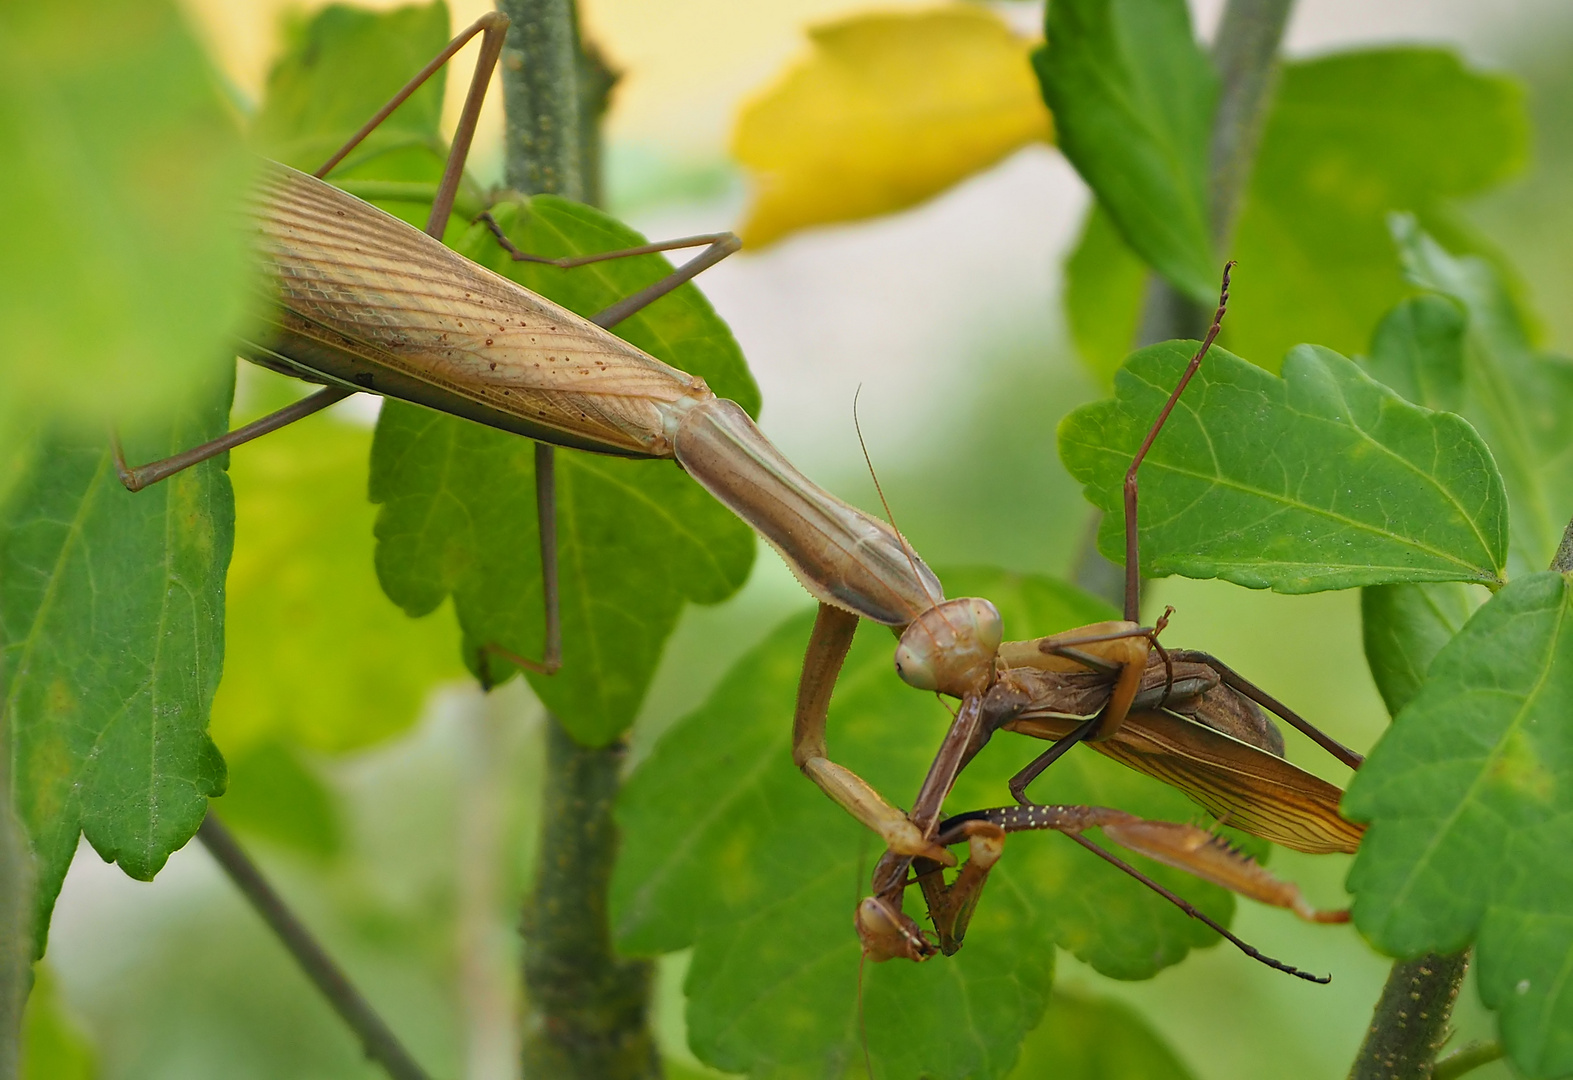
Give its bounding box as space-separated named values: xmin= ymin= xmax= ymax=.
xmin=733 ymin=6 xmax=1051 ymax=248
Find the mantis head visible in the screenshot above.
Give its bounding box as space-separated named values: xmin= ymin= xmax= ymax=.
xmin=893 ymin=597 xmax=1003 ymax=697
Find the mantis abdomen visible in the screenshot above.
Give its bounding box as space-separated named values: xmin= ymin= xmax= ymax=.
xmin=243 ymin=161 xmax=941 ymax=626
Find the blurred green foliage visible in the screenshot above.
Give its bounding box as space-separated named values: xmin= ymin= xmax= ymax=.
xmin=0 ymin=0 xmax=253 ymax=468
xmin=1066 ymin=48 xmax=1529 ymax=383
xmin=20 ymin=967 xmax=95 ymax=1080
xmin=211 ymin=385 xmax=464 ymax=761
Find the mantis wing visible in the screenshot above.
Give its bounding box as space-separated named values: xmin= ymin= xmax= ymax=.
xmin=1006 ymin=707 xmax=1363 ymax=855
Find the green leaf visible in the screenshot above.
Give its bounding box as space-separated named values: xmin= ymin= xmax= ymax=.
xmin=1362 ymin=294 xmax=1468 ymax=414
xmin=1228 ymin=49 xmax=1528 ymax=370
xmin=250 ymin=0 xmax=450 ymax=178
xmin=1 ymin=373 xmax=233 ymax=953
xmin=1007 ymin=992 xmax=1199 ymax=1080
xmin=1060 ymin=49 xmax=1528 ymax=384
xmin=0 ymin=0 xmax=252 ymax=444
xmin=1034 ymin=0 xmax=1217 ymax=302
xmin=1393 ymin=216 xmax=1573 ymax=576
xmin=1345 ymin=572 xmax=1573 ymax=1078
xmin=1064 ymin=203 xmax=1150 ymax=387
xmin=615 ymin=568 xmax=1248 ymax=1079
xmin=1059 ymin=340 xmax=1508 ymax=592
xmin=1360 ymin=583 xmax=1478 ymax=718
xmin=211 ymin=400 xmax=463 ymax=757
xmin=370 ymin=199 xmax=758 ymax=745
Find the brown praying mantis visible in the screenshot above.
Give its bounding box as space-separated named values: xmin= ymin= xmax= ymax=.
xmin=117 ymin=15 xmax=1366 ymax=950
xmin=851 ymin=269 xmax=1366 ymax=981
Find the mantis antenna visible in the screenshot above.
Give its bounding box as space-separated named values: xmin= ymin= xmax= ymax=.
xmin=852 ymin=385 xmax=941 ymax=611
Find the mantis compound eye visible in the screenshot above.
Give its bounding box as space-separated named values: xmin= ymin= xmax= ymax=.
xmin=894 ymin=597 xmax=1003 ymax=697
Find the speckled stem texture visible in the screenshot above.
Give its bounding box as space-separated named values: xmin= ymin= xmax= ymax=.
xmin=1348 ymin=952 xmax=1470 ymax=1080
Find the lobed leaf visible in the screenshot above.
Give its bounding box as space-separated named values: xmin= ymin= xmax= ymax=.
xmin=0 ymin=0 xmax=252 ymax=456
xmin=1345 ymin=572 xmax=1573 ymax=1078
xmin=1034 ymin=0 xmax=1217 ymax=302
xmin=615 ymin=569 xmax=1249 ymax=1079
xmin=1393 ymin=216 xmax=1573 ymax=576
xmin=0 ymin=374 xmax=233 ymax=953
xmin=1059 ymin=341 xmax=1508 ymax=592
xmin=1063 ymin=48 xmax=1528 ymax=383
xmin=370 ymin=199 xmax=758 ymax=745
xmin=733 ymin=6 xmax=1050 ymax=248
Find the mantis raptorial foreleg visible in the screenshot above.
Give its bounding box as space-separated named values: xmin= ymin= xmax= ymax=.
xmin=792 ymin=604 xmax=958 ymax=863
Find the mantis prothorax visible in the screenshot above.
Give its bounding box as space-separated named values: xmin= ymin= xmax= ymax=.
xmin=853 ymin=267 xmax=1365 ymax=979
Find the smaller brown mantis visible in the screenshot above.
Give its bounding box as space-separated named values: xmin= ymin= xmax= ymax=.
xmin=852 ymin=267 xmax=1363 ymax=980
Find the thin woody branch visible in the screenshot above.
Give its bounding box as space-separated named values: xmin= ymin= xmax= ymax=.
xmin=197 ymin=813 xmax=434 ymax=1080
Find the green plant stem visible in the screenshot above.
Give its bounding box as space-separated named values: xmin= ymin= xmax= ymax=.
xmin=1432 ymin=1041 xmax=1504 ymax=1080
xmin=499 ymin=0 xmax=586 ymax=199
xmin=498 ymin=2 xmax=658 ymax=1077
xmin=0 ymin=682 xmax=33 ymax=1080
xmin=1077 ymin=0 xmax=1296 ymax=609
xmin=1207 ymin=0 xmax=1293 ymax=252
xmin=197 ymin=813 xmax=433 ymax=1080
xmin=519 ymin=720 xmax=659 ymax=1078
xmin=1348 ymin=952 xmax=1470 ymax=1080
